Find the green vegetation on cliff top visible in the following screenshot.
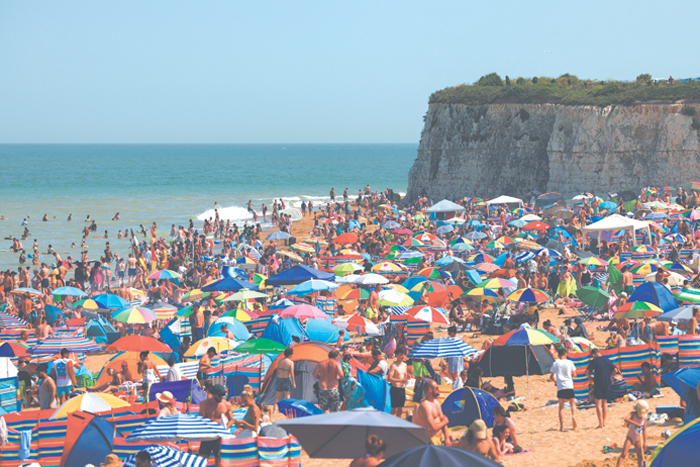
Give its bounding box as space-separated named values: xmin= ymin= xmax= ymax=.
xmin=430 ymin=73 xmax=700 ymax=106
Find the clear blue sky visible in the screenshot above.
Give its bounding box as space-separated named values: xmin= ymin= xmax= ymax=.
xmin=1 ymin=1 xmax=698 ymax=143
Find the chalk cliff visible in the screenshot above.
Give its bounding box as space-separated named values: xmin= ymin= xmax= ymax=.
xmin=406 ymin=102 xmax=700 ymax=202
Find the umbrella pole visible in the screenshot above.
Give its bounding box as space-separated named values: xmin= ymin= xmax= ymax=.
xmin=526 ymin=346 xmax=530 ymax=399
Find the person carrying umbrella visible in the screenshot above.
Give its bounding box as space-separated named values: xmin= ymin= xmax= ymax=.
xmin=199 ymin=384 xmax=234 ymax=467
xmin=412 ymin=379 xmax=451 ymax=445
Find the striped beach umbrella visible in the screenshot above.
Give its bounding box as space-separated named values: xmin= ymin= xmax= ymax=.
xmin=507 ymin=288 xmax=552 ymax=303
xmin=493 ymin=328 xmax=559 ymax=346
xmin=32 ymin=336 xmax=102 ymax=354
xmin=661 ymin=262 xmax=694 ymax=274
xmin=417 ymin=267 xmax=447 ymax=280
xmin=181 ymin=289 xmax=211 ymax=302
xmin=123 ymin=445 xmax=207 ymax=467
xmin=291 ymin=242 xmax=315 ymax=253
xmin=633 ymin=245 xmax=656 ymax=254
xmin=148 ymin=301 xmax=178 ymax=320
xmin=461 ymin=288 xmax=503 ymax=303
xmin=474 ymin=278 xmax=517 ymax=289
xmin=469 ymin=253 xmax=496 ymax=263
xmin=378 ymin=289 xmax=414 ymax=307
xmin=614 ymin=301 xmax=663 ymax=319
xmin=630 ymin=262 xmax=659 ymax=275
xmin=674 ymin=288 xmax=700 ymax=304
xmin=10 ymin=287 xmax=43 ymax=296
xmin=147 ymin=270 xmax=182 ymax=281
xmin=112 ymin=306 xmax=158 ymax=324
xmin=372 ymin=262 xmax=407 ymax=276
xmin=125 ymin=413 xmax=232 ymax=442
xmin=404 ymin=306 xmax=450 ymax=325
xmin=72 ymin=298 xmax=108 ymax=310
xmin=663 ymin=234 xmax=687 ymax=243
xmin=334 ymin=263 xmax=364 ymax=277
xmin=51 ymin=393 xmax=130 ymax=419
xmin=408 ymin=337 xmax=477 ymax=359
xmin=577 ymin=256 xmax=607 ymax=267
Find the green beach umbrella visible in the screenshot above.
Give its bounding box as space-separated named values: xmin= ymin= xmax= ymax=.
xmin=222 ymin=289 xmax=269 ymax=302
xmin=234 ymin=338 xmax=287 ymax=355
xmin=576 ymin=286 xmax=610 ymax=309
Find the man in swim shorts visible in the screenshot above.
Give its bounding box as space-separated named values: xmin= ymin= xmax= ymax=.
xmin=313 ymin=349 xmax=344 ymax=413
xmin=275 ymin=348 xmax=295 ymax=406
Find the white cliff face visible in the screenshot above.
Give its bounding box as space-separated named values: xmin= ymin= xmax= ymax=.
xmin=406 ymin=102 xmax=700 ymax=202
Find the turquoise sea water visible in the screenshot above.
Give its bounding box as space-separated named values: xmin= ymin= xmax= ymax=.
xmin=0 ymin=144 xmax=415 ymax=270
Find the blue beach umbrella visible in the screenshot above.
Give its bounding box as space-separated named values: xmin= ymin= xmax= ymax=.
xmin=277 ymin=398 xmax=323 ymax=419
xmin=379 ymin=445 xmax=501 ymax=467
xmin=206 ymin=317 xmax=251 ymax=341
xmin=465 ymin=231 xmax=487 ymax=240
xmin=287 ymin=279 xmax=339 ymax=296
xmin=125 ymin=413 xmax=231 ymax=442
xmin=270 ymin=299 xmax=295 ymax=310
xmin=52 ymin=286 xmax=87 ymax=297
xmin=201 ymin=277 xmax=258 ymax=292
xmin=92 ymin=293 xmax=129 ymax=309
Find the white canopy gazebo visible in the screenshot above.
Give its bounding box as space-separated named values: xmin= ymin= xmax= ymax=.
xmin=425 ymin=199 xmax=466 ymax=213
xmin=485 ymin=195 xmax=524 ymax=206
xmin=581 ymin=214 xmax=651 ymax=245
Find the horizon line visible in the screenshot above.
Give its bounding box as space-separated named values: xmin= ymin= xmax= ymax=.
xmin=0 ymin=141 xmax=418 ymax=145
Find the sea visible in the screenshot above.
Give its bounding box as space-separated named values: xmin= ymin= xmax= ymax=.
xmin=0 ymin=144 xmax=415 ymax=271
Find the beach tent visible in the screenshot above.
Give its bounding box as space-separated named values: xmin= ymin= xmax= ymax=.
xmin=649 ymin=414 xmax=700 ymax=467
xmin=485 ymin=195 xmax=524 ymax=206
xmin=207 ymin=316 xmax=251 ymax=341
xmin=477 ymin=344 xmax=554 ymax=377
xmin=629 ymin=282 xmax=679 ymax=312
xmin=44 ymin=305 xmax=65 ymax=325
xmin=441 ymin=387 xmax=501 ymax=428
xmin=86 ymin=316 xmax=120 ymax=345
xmin=260 ymin=317 xmax=309 ymax=347
xmin=148 ymin=379 xmax=207 ymax=405
xmin=266 ymin=265 xmax=335 ymax=286
xmin=260 ymin=342 xmax=359 ymax=406
xmin=60 ymin=411 xmax=115 ymax=467
xmin=201 ymin=277 xmax=258 ymax=292
xmin=305 ymin=318 xmax=348 ymax=344
xmin=425 ymin=200 xmax=466 ymax=213
xmin=582 ymin=214 xmax=651 ymax=244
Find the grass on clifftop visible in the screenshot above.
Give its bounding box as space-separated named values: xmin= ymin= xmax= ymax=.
xmin=430 ymin=73 xmax=700 ymax=106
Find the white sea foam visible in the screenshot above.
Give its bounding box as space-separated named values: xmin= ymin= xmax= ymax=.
xmin=196 ymin=205 xmax=252 ymax=222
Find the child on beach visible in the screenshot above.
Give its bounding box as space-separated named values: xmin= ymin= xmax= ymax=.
xmin=492 ymin=424 xmax=513 ymax=454
xmin=615 ymin=400 xmax=648 ymax=467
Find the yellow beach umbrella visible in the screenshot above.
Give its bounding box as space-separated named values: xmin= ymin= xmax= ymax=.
xmin=51 ymin=393 xmax=130 ymax=419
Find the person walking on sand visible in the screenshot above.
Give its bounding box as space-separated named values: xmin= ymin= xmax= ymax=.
xmin=550 ymin=347 xmax=578 ymax=431
xmin=387 ymin=346 xmax=409 ymax=418
xmin=586 ymin=347 xmax=618 ymax=428
xmin=275 ymin=348 xmax=296 ymax=407
xmin=615 ymin=400 xmax=648 ymax=467
xmin=312 ymin=349 xmax=344 ymax=413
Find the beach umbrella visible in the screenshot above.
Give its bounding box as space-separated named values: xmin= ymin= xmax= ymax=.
xmin=409 ymin=281 xmax=446 ymax=293
xmin=277 ymin=398 xmax=324 ymax=419
xmin=220 ymin=307 xmax=259 ymax=322
xmin=267 ymin=231 xmax=292 ymax=240
xmin=487 ymin=268 xmax=517 ymax=279
xmin=270 ymin=299 xmax=295 ymax=310
xmin=51 ymin=286 xmax=87 ymax=297
xmin=112 ymin=306 xmax=158 ymax=324
xmin=278 ymin=304 xmax=327 ymax=319
xmin=378 ymin=289 xmax=414 ymax=307
xmin=184 ymin=337 xmax=239 ymax=357
xmin=352 ymin=274 xmax=389 ymax=285
xmin=339 ymin=288 xmax=370 ymax=300
xmin=674 ymin=288 xmax=700 ymax=304
xmin=577 ymin=256 xmax=607 ymax=267
xmin=392 ymin=228 xmax=414 ymax=235
xmin=657 ymin=305 xmax=696 ymax=323
xmin=465 ymin=231 xmax=487 ymax=240
xmin=106 ymin=335 xmax=172 ymax=353
xmin=288 ymin=280 xmax=338 ymax=296
xmin=383 ymin=221 xmax=401 ymax=229
xmin=523 ymin=221 xmax=549 ymax=231
xmin=274 ymin=407 xmax=430 ymax=458
xmin=436 ymin=225 xmax=453 ymax=235
xmin=201 ymin=277 xmax=258 ymax=292
xmin=614 ymin=301 xmax=663 ymax=319
xmin=334 ymin=263 xmax=363 ymax=277
xmin=469 ymin=253 xmax=495 ymax=263
xmin=404 ymin=306 xmax=449 ymax=325
xmin=461 ymin=288 xmax=503 ymax=303
xmin=235 ymin=338 xmax=287 ymax=354
xmin=51 ymin=393 xmax=130 ymax=419
xmin=648 ymin=403 xmax=700 ymax=466
xmin=379 ymin=445 xmax=501 ymax=467
xmin=148 ymin=270 xmax=182 ymax=281
xmin=569 ymin=337 xmax=597 ymax=352
xmin=507 ymin=288 xmax=552 ymax=303
xmin=416 ymin=267 xmax=447 ymax=280
xmin=629 ymin=282 xmax=679 ymax=311
xmin=333 ymin=233 xmax=358 ymax=244
xmin=371 ymin=262 xmax=407 ymax=276
xmin=291 ymin=242 xmax=315 ymax=253
xmin=576 ymin=286 xmax=610 ymax=308
xmin=494 ymin=328 xmax=559 ymax=346
xmin=644 ymin=271 xmax=688 ymax=287
xmin=221 ymin=288 xmax=270 ymax=301
xmin=175 ymin=305 xmax=196 ymax=318
xmin=123 ymin=445 xmax=207 ymax=467
xmin=148 ymin=301 xmax=178 ymax=320
xmin=631 ymin=262 xmax=660 ymax=275
xmin=10 ymin=287 xmax=43 ymax=296
xmin=439 ymin=262 xmax=470 ymax=273
xmin=474 ymin=278 xmax=517 ymax=289
xmin=126 ymin=413 xmax=231 ymax=442
xmin=0 ymin=342 xmax=29 ymax=358
xmin=32 ymin=336 xmax=102 ymax=354
xmin=181 ymin=289 xmax=210 ymax=302
xmin=661 ymin=262 xmax=694 ymax=274
xmin=407 ymin=337 xmax=477 ymax=359
xmin=92 ymin=293 xmax=129 ymax=309
xmin=332 ymin=315 xmax=380 ymax=335
xmin=72 ymin=298 xmax=107 ymax=310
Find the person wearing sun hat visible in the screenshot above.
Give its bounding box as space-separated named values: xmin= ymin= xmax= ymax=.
xmin=458 ymin=419 xmax=499 ymax=462
xmin=100 ymin=454 xmax=122 ymax=467
xmin=156 ymin=390 xmax=179 ymax=417
xmin=615 ymin=400 xmax=648 ymax=467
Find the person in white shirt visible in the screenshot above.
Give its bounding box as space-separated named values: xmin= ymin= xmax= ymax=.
xmin=166 ymin=356 xmax=185 ymax=382
xmin=549 ymin=347 xmax=578 ymax=431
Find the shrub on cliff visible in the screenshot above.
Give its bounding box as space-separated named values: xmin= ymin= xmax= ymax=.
xmin=429 ymin=76 xmax=700 ymax=106
xmin=477 ymin=73 xmax=504 ymax=86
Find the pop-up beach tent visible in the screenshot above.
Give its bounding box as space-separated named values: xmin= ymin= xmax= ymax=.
xmin=265 ymin=265 xmax=335 ymax=286
xmin=425 ymin=200 xmax=466 ymax=213
xmin=485 ymin=195 xmax=524 ymax=206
